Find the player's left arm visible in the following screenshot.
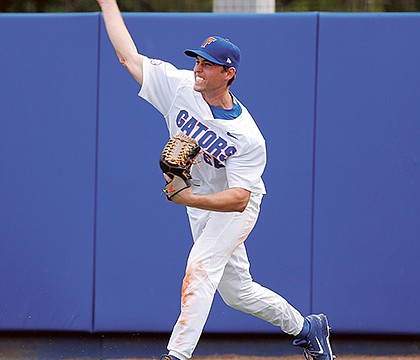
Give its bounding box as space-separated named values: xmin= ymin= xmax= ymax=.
xmin=167 ymin=185 xmax=251 ymax=213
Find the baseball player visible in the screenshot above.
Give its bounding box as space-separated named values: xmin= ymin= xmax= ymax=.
xmin=96 ymin=1 xmax=335 ymax=359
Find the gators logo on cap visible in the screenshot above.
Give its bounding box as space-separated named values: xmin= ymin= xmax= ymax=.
xmin=201 ymin=37 xmax=217 ymax=48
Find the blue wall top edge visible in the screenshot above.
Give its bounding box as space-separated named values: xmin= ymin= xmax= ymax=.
xmin=2 ymin=12 xmax=419 ymax=21
xmin=0 ymin=12 xmax=100 ymax=18
xmin=319 ymin=11 xmax=420 ymax=18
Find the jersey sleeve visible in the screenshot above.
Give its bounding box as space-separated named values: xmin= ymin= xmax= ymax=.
xmin=138 ymin=58 xmax=192 ymax=116
xmin=225 ymin=140 xmax=267 ymax=195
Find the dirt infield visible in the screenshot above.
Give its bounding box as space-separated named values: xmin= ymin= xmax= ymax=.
xmin=114 ymin=356 xmax=420 ymax=360
xmin=1 ymin=332 xmax=419 ymax=359
xmin=194 ymin=357 xmax=420 ymax=360
xmin=192 ymin=357 xmax=420 ymax=360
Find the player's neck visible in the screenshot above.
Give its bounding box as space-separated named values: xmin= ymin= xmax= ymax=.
xmin=202 ymin=89 xmax=233 ymax=109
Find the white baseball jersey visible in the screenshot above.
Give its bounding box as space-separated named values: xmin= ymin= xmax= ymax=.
xmin=139 ymin=57 xmax=267 ymax=196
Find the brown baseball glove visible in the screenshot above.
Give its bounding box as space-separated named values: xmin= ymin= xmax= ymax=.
xmin=159 ymin=134 xmax=201 ymax=200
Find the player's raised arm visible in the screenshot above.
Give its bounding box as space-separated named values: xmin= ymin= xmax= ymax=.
xmin=97 ymin=0 xmax=144 ymax=84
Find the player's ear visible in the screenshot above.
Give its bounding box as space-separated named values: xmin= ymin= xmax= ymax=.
xmin=226 ymin=67 xmax=236 ymax=80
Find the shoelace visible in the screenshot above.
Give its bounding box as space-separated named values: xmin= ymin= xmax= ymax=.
xmin=303 ymin=348 xmax=315 ymax=360
xmin=294 ymin=338 xmax=319 ymax=360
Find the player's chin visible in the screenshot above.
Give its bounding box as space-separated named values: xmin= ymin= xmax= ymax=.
xmin=193 ymin=83 xmax=205 ymax=93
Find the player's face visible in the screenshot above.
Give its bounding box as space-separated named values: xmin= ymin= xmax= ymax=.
xmin=193 ymin=56 xmax=231 ymax=95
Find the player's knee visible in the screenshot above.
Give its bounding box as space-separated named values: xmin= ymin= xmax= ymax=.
xmin=219 ymin=280 xmax=260 ymax=311
xmin=220 ymin=292 xmax=241 ymax=309
xmin=219 ymin=287 xmax=248 ymax=310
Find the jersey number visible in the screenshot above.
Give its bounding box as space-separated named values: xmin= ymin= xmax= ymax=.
xmin=203 ymin=153 xmax=225 ymax=169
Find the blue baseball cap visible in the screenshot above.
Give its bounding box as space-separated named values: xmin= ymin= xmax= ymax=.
xmin=185 ymin=36 xmax=241 ymax=70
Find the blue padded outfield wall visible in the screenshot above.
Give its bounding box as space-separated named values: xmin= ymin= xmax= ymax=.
xmin=0 ymin=12 xmax=419 ymax=335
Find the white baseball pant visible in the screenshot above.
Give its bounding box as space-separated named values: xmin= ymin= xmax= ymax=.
xmin=167 ymin=194 xmax=304 ymax=360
